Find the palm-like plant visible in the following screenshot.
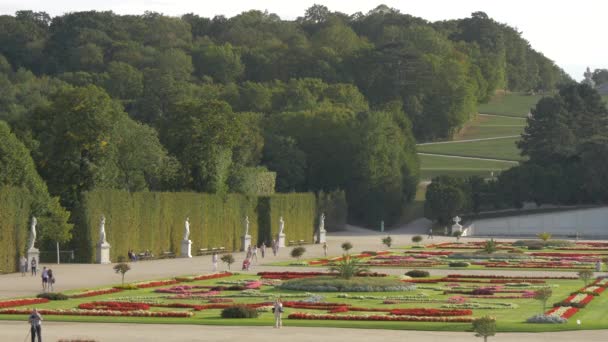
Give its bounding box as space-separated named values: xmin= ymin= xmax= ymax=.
xmin=329 ymin=254 xmax=370 ymax=279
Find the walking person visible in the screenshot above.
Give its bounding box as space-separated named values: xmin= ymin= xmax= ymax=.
xmin=323 ymin=242 xmax=328 ymax=257
xmin=252 ymin=245 xmax=258 ymax=263
xmin=212 ymin=252 xmax=218 ymax=272
xmin=41 ymin=267 xmax=48 ymax=292
xmin=47 ymin=269 xmax=55 ymax=292
xmin=272 ymin=240 xmax=277 ymax=256
xmin=428 ymin=228 xmax=434 ymax=239
xmin=20 ymin=255 xmax=27 ymax=276
xmin=30 ymin=257 xmax=37 ymax=276
xmin=28 ymin=308 xmax=43 ymax=342
xmin=273 ymin=298 xmax=283 ymax=328
xmin=260 ymin=243 xmax=266 ymax=258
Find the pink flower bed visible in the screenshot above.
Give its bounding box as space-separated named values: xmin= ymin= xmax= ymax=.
xmin=0 ymin=308 xmax=192 ymax=317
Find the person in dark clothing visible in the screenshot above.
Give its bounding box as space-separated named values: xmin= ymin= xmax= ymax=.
xmin=28 ymin=308 xmax=42 ymax=342
xmin=30 ymin=258 xmax=37 ymax=276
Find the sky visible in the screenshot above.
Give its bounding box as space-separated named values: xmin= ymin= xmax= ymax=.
xmin=1 ymin=0 xmax=606 ymax=80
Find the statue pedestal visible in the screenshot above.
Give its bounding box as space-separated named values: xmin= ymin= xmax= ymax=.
xmin=97 ymin=242 xmax=111 ymax=264
xmin=278 ymin=233 xmax=286 ymax=248
xmin=241 ymin=235 xmax=252 ymax=252
xmin=181 ymin=240 xmax=192 ymax=258
xmin=317 ymin=231 xmax=326 ymax=244
xmin=27 ymin=248 xmax=40 ymax=268
xmin=451 ymin=223 xmax=463 ymax=235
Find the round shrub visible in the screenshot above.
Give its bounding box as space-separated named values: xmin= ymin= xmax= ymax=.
xmin=221 ymin=305 xmax=259 ymax=318
xmin=448 ymin=262 xmax=470 ymax=268
xmin=278 ymin=276 xmax=415 ymax=292
xmin=37 ymin=292 xmax=68 ymax=300
xmin=405 ymin=270 xmax=430 ymax=278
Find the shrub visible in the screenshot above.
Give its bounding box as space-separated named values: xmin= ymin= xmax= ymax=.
xmin=482 ymin=239 xmax=497 ymax=254
xmin=527 ymin=245 xmax=543 ymax=250
xmin=220 ymin=305 xmax=259 ymax=318
xmin=221 ymin=254 xmax=235 ymax=270
xmin=113 ymin=263 xmax=131 ymax=285
xmin=537 ymin=232 xmax=552 ymax=242
xmin=449 ymin=262 xmax=470 ymax=268
xmin=113 ymin=284 xmax=138 ymax=290
xmin=452 ymin=231 xmax=463 ymax=241
xmin=405 ymin=270 xmax=430 ymax=278
xmin=341 ymin=242 xmax=353 ymax=252
xmin=472 ymin=316 xmax=496 ymax=342
xmin=36 ymin=292 xmax=68 ymax=300
xmin=472 ymin=288 xmax=494 ymax=295
xmin=526 ymin=314 xmax=567 ymax=324
xmin=533 ymin=287 xmax=553 ymax=313
xmin=290 ymin=246 xmax=306 ymax=260
xmin=279 ymin=276 xmax=415 ymax=292
xmin=382 ymin=236 xmax=392 ymax=248
xmin=329 ymin=255 xmax=369 ymax=279
xmin=411 ymin=235 xmax=423 ymax=245
xmin=577 ymin=270 xmax=594 ymax=286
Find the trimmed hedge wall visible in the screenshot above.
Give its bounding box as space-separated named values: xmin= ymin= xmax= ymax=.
xmin=316 ymin=190 xmax=348 ymax=231
xmin=74 ymin=190 xmax=313 ymax=262
xmin=257 ymin=193 xmax=316 ymax=245
xmin=0 ymin=187 xmax=31 ymax=273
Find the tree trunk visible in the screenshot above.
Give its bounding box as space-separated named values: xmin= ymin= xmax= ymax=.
xmin=122 ymin=274 xmax=125 ymax=285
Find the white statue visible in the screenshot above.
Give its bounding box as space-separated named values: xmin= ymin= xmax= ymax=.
xmin=27 ymin=217 xmax=37 ymax=250
xmin=183 ymin=217 xmax=190 ymax=241
xmin=453 ymin=216 xmax=461 ymax=225
xmin=99 ymin=215 xmax=107 ymax=244
xmin=279 ymin=216 xmax=285 ymax=235
xmin=319 ymin=213 xmax=326 ymax=233
xmin=583 ymin=67 xmax=595 ymax=87
xmin=244 ymin=216 xmax=250 ymax=236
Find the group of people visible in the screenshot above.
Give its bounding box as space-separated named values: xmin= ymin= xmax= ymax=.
xmin=20 ymin=256 xmax=56 ymax=292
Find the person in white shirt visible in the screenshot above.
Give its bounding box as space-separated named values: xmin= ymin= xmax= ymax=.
xmin=20 ymin=256 xmax=27 ymax=276
xmin=212 ymin=252 xmax=218 ymax=272
xmin=273 ymin=298 xmax=283 ymax=328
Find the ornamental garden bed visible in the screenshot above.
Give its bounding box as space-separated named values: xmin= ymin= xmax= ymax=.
xmin=277 ymin=240 xmax=608 ymax=272
xmin=0 ymin=271 xmax=607 ymax=332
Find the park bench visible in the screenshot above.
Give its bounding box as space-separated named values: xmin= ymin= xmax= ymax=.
xmin=160 ymin=251 xmax=175 ymax=259
xmin=137 ymin=252 xmax=154 ymax=261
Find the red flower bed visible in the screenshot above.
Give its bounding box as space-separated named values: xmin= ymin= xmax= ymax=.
xmin=135 ymin=280 xmax=179 ymax=289
xmin=0 ymin=298 xmax=49 ymax=309
xmin=288 ymin=312 xmax=474 ymax=322
xmin=0 ymin=308 xmax=192 ymax=317
xmin=447 ymin=274 xmax=577 ymax=280
xmin=546 ymin=306 xmax=579 ymax=319
xmin=328 ymin=306 xmax=349 ymax=313
xmin=193 ymin=272 xmax=233 ymax=281
xmin=283 ymin=301 xmax=349 ymax=310
xmin=69 ymin=288 xmax=123 ymax=299
xmin=389 ymin=308 xmax=472 ymax=317
xmin=258 ymin=271 xmax=333 ymax=280
xmin=78 ymin=302 xmax=150 ymax=311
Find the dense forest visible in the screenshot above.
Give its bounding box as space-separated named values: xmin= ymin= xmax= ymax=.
xmin=0 ymin=5 xmax=570 ymax=245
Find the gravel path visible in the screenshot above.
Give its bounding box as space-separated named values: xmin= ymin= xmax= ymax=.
xmin=1 ymin=321 xmax=606 ymax=342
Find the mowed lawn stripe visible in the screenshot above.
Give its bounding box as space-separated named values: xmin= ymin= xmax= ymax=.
xmin=417 ymin=137 xmax=524 ymax=161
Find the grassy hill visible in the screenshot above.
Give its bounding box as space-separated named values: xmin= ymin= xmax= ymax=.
xmin=477 ymin=92 xmax=545 ymax=117
xmin=418 ymin=154 xmax=518 ymax=180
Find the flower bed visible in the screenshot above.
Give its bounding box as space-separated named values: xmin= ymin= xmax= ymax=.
xmin=69 ymin=288 xmax=123 ymax=299
xmin=134 ymin=280 xmax=179 ymax=289
xmin=447 ymin=274 xmax=578 ymax=280
xmin=0 ymin=298 xmax=49 ymax=309
xmin=78 ymin=302 xmax=150 ymax=311
xmin=546 ymin=306 xmax=578 ymax=319
xmin=554 ymin=293 xmax=594 ymax=308
xmin=258 ymin=271 xmax=334 ymax=280
xmin=193 ymin=272 xmax=233 ymax=281
xmin=288 ymin=312 xmax=475 ymax=322
xmin=389 ymin=308 xmax=472 ymax=316
xmin=0 ymin=308 xmax=192 ymax=317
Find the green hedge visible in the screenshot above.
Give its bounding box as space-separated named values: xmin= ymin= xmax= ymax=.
xmin=0 ymin=187 xmax=31 ymax=273
xmin=316 ymin=190 xmax=348 ymax=231
xmin=74 ymin=190 xmax=314 ymax=262
xmin=257 ymin=193 xmax=316 ymax=245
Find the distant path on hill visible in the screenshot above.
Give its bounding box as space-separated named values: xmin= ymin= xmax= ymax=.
xmin=417 ymin=152 xmax=519 ymax=163
xmin=417 ymin=135 xmax=520 ymax=146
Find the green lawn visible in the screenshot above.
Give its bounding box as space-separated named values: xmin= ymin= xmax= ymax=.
xmin=455 ymin=114 xmax=526 ymax=141
xmin=2 ymin=272 xmax=606 ymax=332
xmin=419 ymin=154 xmax=517 ymax=180
xmin=477 ymin=92 xmax=545 ymax=117
xmin=418 ymin=137 xmax=523 ymax=161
